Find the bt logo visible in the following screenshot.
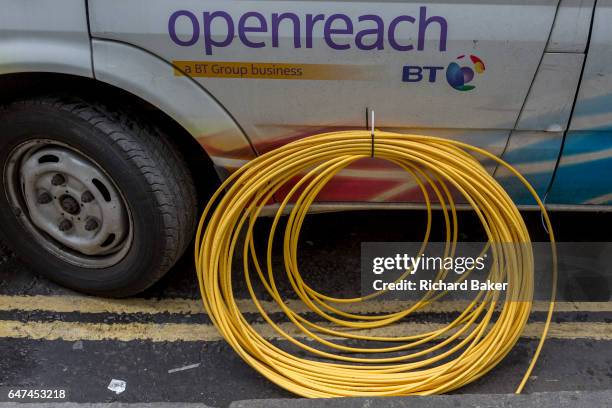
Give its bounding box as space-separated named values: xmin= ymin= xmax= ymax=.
xmin=447 ymin=55 xmax=486 ymax=91
xmin=402 ymin=54 xmax=486 ymax=92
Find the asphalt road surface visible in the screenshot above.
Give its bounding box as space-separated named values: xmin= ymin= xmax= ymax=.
xmin=1 ymin=210 xmax=611 ymax=406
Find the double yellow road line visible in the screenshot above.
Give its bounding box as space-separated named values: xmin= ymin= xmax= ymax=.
xmin=1 ymin=295 xmax=611 ymax=342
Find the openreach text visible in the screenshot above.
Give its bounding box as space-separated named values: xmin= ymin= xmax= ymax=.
xmin=168 ymin=7 xmax=448 ymax=55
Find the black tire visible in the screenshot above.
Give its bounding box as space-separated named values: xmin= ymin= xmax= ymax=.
xmin=0 ymin=96 xmax=197 ymax=297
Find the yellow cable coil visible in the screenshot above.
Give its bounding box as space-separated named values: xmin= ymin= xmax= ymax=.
xmin=194 ymin=130 xmax=557 ymax=398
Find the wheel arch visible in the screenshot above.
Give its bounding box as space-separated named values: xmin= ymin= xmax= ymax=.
xmin=91 ymin=39 xmax=256 ymax=177
xmin=0 ymin=68 xmax=246 ymax=203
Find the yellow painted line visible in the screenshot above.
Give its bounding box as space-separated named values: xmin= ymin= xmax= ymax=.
xmin=0 ymin=320 xmax=610 ymax=342
xmin=0 ymin=295 xmax=205 ymax=314
xmin=0 ymin=295 xmax=610 ymax=315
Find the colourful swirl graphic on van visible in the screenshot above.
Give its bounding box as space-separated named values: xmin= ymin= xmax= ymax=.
xmin=446 ymin=55 xmax=486 ymax=91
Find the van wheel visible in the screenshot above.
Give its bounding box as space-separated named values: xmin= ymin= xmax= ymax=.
xmin=0 ymin=96 xmax=197 ymax=297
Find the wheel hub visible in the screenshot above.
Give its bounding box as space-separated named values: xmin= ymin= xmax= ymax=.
xmin=59 ymin=194 xmax=80 ymax=215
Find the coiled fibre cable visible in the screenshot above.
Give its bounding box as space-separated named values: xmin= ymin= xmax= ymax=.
xmin=194 ymin=130 xmax=557 ymax=398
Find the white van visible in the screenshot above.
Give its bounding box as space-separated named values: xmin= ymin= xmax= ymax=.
xmin=0 ymin=0 xmax=608 ymax=295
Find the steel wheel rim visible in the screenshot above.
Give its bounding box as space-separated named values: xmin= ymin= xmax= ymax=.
xmin=4 ymin=139 xmax=133 ymax=268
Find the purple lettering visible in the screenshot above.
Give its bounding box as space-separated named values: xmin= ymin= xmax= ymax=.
xmin=169 ymin=8 xmax=449 ymax=55
xmin=355 ymin=15 xmax=384 ymax=50
xmin=306 ymin=14 xmax=325 ymax=48
xmin=238 ymin=12 xmax=267 ymax=48
xmin=272 ymin=13 xmax=301 ymax=48
xmin=423 ymin=66 xmax=444 ymax=82
xmin=389 ymin=16 xmax=415 ymax=51
xmin=324 ymin=14 xmax=353 ymax=50
xmin=168 ymin=10 xmax=200 ymax=47
xmin=402 ymin=66 xmax=423 ymax=82
xmin=203 ymin=11 xmax=234 ymax=55
xmin=418 ymin=6 xmax=448 ymax=51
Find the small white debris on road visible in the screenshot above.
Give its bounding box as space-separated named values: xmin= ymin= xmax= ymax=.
xmin=168 ymin=363 xmax=201 ymax=374
xmin=107 ymin=379 xmax=126 ymax=394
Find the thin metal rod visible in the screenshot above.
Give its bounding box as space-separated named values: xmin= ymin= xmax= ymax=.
xmin=370 ymin=109 xmax=375 ymax=158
